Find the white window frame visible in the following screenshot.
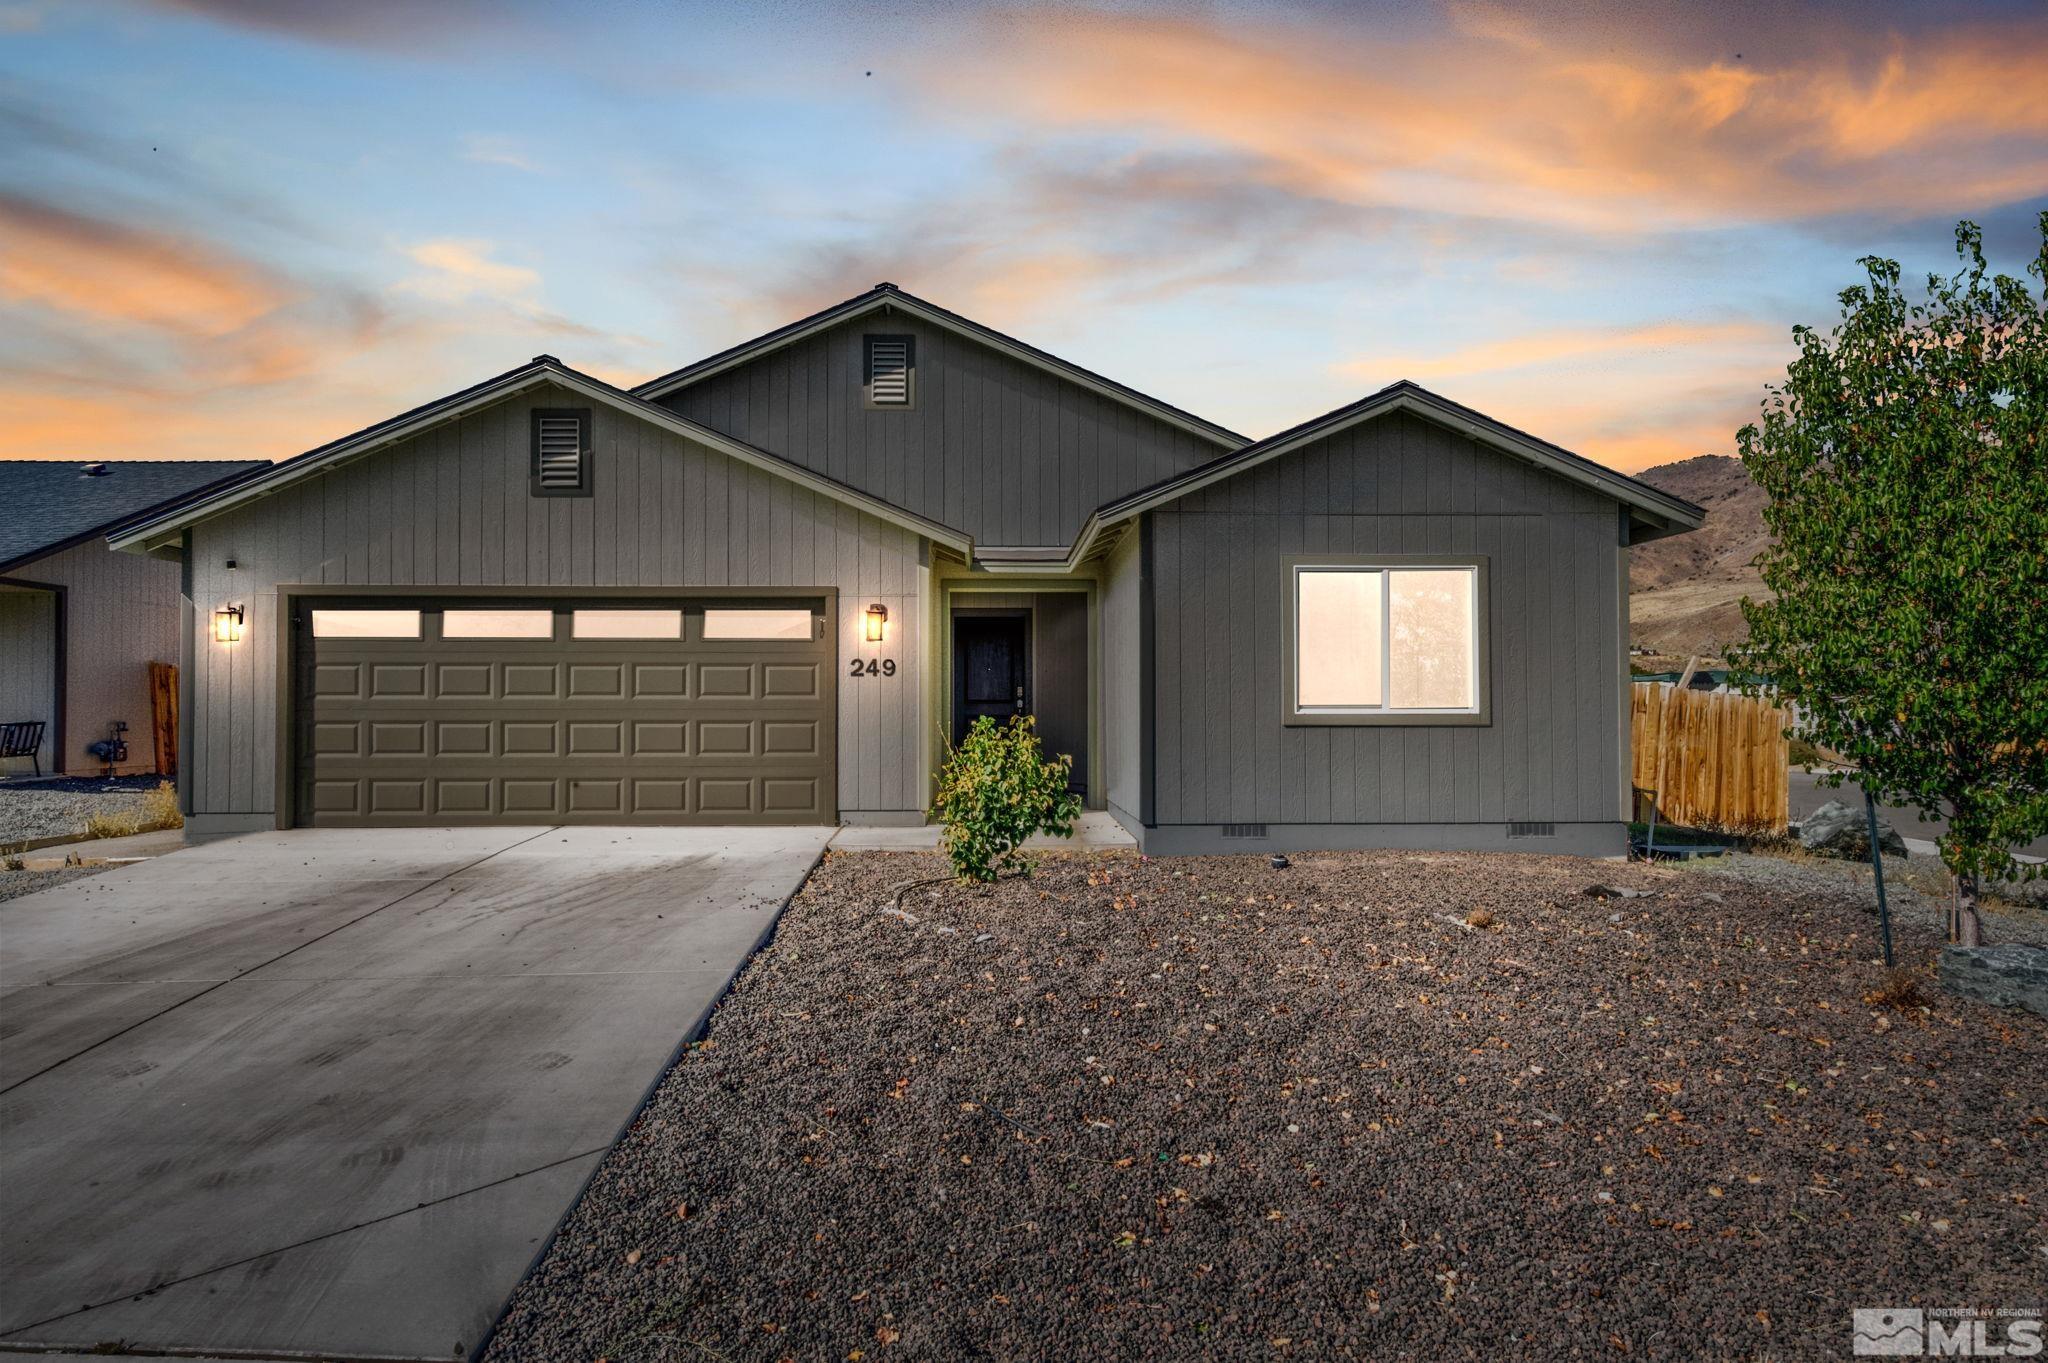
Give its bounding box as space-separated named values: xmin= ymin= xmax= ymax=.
xmin=1283 ymin=555 xmax=1490 ymax=727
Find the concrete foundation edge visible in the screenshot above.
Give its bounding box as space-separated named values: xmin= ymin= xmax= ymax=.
xmin=1132 ymin=821 xmax=1627 ymax=858
xmin=837 ymin=811 xmax=928 ymax=827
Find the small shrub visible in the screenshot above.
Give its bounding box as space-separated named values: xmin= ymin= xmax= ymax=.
xmin=929 ymin=715 xmax=1082 ymax=883
xmin=81 ymin=780 xmax=184 ymax=840
xmin=140 ymin=779 xmax=183 ymax=831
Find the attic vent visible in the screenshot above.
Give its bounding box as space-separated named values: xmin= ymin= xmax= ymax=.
xmin=865 ymin=335 xmax=914 ymax=407
xmin=79 ymin=462 xmax=111 ymax=477
xmin=530 ymin=409 xmax=590 ymax=497
xmin=1507 ymin=821 xmax=1555 ymax=838
xmin=1221 ymin=823 xmax=1269 ymax=839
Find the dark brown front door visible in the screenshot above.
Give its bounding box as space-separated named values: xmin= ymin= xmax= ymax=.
xmin=952 ymin=612 xmax=1028 ymax=744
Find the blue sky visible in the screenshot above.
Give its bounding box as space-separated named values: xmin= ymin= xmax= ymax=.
xmin=2 ymin=0 xmax=2043 ymax=471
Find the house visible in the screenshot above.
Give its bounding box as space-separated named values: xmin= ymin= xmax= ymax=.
xmin=1 ymin=460 xmax=266 ymax=778
xmin=109 ymin=285 xmax=1703 ymax=853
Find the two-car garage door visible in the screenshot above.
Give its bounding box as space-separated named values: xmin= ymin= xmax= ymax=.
xmin=292 ymin=597 xmax=835 ymax=825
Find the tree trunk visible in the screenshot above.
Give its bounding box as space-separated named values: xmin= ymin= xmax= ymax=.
xmin=1954 ymin=870 xmax=1984 ymax=947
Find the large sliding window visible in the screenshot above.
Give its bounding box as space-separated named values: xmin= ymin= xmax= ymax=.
xmin=1286 ymin=557 xmax=1487 ymax=725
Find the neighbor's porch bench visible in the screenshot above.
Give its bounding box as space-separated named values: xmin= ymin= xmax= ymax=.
xmin=1 ymin=720 xmax=47 ymax=777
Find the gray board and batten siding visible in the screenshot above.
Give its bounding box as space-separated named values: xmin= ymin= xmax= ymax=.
xmin=181 ymin=382 xmax=927 ymax=833
xmin=658 ymin=313 xmax=1225 ymax=549
xmin=1139 ymin=410 xmax=1631 ymax=856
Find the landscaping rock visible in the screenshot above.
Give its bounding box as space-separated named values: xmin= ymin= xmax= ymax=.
xmin=1798 ymin=798 xmax=1907 ymax=859
xmin=1940 ymin=943 xmax=2048 ymax=1018
xmin=486 ymin=847 xmax=2047 ymax=1363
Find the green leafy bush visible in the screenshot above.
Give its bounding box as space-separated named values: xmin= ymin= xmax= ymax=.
xmin=929 ymin=715 xmax=1082 ymax=882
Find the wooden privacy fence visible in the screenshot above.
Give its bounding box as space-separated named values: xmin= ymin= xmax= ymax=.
xmin=148 ymin=661 xmax=178 ymax=777
xmin=1630 ymin=683 xmax=1789 ymax=832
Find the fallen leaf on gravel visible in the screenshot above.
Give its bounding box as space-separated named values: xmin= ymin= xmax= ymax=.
xmin=874 ymin=1325 xmax=899 ymax=1345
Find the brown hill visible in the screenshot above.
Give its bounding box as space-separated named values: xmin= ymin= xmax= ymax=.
xmin=1628 ymin=455 xmax=1770 ymax=663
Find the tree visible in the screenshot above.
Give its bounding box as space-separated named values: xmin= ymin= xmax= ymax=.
xmin=1734 ymin=214 xmax=2048 ymax=946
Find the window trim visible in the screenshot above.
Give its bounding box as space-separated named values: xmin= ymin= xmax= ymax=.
xmin=530 ymin=407 xmax=592 ymax=497
xmin=1282 ymin=554 xmax=1491 ymax=727
xmin=863 ymin=334 xmax=916 ymax=410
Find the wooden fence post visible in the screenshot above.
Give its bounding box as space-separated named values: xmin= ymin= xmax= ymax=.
xmin=148 ymin=661 xmax=179 ymax=778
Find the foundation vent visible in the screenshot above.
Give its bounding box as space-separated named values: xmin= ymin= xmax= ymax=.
xmin=1508 ymin=822 xmax=1556 ymax=838
xmin=1221 ymin=823 xmax=1269 ymax=839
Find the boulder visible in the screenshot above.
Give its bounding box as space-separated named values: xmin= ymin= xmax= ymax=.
xmin=1939 ymin=944 xmax=2048 ymax=1019
xmin=1798 ymin=799 xmax=1907 ymax=859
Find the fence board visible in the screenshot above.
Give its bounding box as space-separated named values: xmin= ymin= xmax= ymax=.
xmin=1630 ymin=683 xmax=1788 ymax=832
xmin=149 ymin=661 xmax=178 ymax=778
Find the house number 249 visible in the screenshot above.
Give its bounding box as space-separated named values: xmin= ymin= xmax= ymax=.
xmin=849 ymin=658 xmax=897 ymax=677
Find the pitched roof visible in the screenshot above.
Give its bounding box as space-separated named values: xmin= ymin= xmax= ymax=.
xmin=0 ymin=459 xmax=268 ymax=574
xmin=631 ymin=282 xmax=1249 ymax=449
xmin=108 ymin=357 xmax=971 ymax=556
xmin=1048 ymin=380 xmax=1709 ymax=571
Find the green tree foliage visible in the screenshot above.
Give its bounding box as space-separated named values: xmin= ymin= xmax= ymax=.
xmin=930 ymin=715 xmax=1083 ymax=883
xmin=1734 ymin=214 xmax=2048 ymax=945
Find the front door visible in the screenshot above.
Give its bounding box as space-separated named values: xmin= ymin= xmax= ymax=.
xmin=953 ymin=612 xmax=1029 ymax=744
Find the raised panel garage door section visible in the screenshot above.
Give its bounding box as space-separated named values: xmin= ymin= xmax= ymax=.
xmin=292 ymin=598 xmax=835 ymax=826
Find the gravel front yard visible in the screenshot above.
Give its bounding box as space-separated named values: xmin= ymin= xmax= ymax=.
xmin=0 ymin=777 xmax=160 ymax=847
xmin=0 ymin=863 xmax=112 ymax=902
xmin=486 ymin=849 xmax=2047 ymax=1363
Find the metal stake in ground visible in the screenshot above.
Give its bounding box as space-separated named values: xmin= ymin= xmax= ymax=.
xmin=1864 ymin=787 xmax=1894 ymax=967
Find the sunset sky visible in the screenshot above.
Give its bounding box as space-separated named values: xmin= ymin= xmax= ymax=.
xmin=2 ymin=0 xmax=2044 ymax=473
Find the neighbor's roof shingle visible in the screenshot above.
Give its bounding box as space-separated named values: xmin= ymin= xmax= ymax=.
xmin=0 ymin=460 xmax=269 ymax=572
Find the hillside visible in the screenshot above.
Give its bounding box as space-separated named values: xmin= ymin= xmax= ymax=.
xmin=1628 ymin=454 xmax=1770 ymax=663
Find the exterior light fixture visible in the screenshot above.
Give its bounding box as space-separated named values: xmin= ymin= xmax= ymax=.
xmin=214 ymin=603 xmax=245 ymax=643
xmin=864 ymin=602 xmax=888 ymax=642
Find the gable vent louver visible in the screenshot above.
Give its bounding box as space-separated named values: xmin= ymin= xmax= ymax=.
xmin=536 ymin=415 xmax=584 ymax=490
xmin=867 ymin=336 xmax=912 ymax=406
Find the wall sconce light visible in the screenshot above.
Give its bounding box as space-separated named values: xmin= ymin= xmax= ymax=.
xmin=863 ymin=602 xmax=888 ymax=642
xmin=214 ymin=603 xmax=245 ymax=643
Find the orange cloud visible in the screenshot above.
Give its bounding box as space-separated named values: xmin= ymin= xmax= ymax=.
xmin=0 ymin=192 xmax=286 ymax=335
xmin=0 ymin=201 xmax=655 ymax=462
xmin=921 ymin=9 xmax=2048 ymax=229
xmin=396 ymin=238 xmax=542 ymax=303
xmin=1339 ymin=321 xmax=1781 ymax=383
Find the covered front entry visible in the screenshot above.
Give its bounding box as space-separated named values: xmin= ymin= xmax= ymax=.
xmin=945 ymin=585 xmax=1092 ymax=803
xmin=291 ymin=594 xmax=835 ymax=825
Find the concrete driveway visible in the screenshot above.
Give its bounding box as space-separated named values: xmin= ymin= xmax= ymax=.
xmin=0 ymin=825 xmax=831 ymax=1358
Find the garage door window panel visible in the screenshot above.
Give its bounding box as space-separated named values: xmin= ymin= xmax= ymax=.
xmin=702 ymin=609 xmax=814 ymax=640
xmin=443 ymin=609 xmax=555 ymax=639
xmin=573 ymin=609 xmax=682 ymax=640
xmin=312 ymin=609 xmax=421 ymax=639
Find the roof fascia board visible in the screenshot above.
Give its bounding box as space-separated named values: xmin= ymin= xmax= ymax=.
xmin=634 ymin=291 xmax=1246 ymax=450
xmin=112 ymin=365 xmax=972 ymax=556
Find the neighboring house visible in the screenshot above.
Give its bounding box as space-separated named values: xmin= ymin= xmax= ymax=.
xmin=1 ymin=460 xmax=267 ymax=777
xmin=111 ymin=285 xmax=1703 ymax=853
